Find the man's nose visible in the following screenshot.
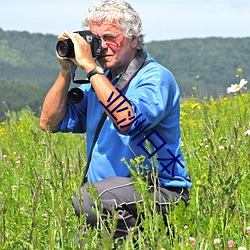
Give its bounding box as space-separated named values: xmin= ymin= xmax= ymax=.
xmin=101 ymin=38 xmax=108 ymax=49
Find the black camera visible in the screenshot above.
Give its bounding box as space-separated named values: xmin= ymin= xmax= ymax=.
xmin=56 ymin=30 xmax=102 ymax=58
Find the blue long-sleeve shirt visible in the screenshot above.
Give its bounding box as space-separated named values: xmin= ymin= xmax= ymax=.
xmin=57 ymin=52 xmax=192 ymax=188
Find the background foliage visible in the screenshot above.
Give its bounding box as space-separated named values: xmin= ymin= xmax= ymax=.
xmin=0 ymin=28 xmax=250 ymax=120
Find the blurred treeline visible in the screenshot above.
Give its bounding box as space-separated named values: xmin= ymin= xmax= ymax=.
xmin=0 ymin=28 xmax=249 ymax=121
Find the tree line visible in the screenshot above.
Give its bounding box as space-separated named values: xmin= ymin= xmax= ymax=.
xmin=0 ymin=28 xmax=249 ymax=120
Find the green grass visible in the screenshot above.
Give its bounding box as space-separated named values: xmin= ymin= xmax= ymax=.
xmin=0 ymin=93 xmax=249 ymax=249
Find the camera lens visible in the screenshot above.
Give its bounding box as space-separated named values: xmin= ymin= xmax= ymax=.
xmin=68 ymin=88 xmax=84 ymax=103
xmin=56 ymin=39 xmax=74 ymax=58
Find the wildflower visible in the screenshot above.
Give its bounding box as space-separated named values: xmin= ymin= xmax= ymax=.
xmin=238 ymin=247 xmax=246 ymax=250
xmin=237 ymin=67 xmax=243 ymax=73
xmin=135 ymin=157 xmax=141 ymax=164
xmin=214 ymin=238 xmax=221 ymax=244
xmin=244 ymin=130 xmax=250 ymax=136
xmin=218 ymin=145 xmax=224 ymax=150
xmin=196 ymin=180 xmax=202 ymax=185
xmin=227 ymin=79 xmax=248 ymax=93
xmin=189 ymin=237 xmax=196 ymax=246
xmin=191 ymin=103 xmax=201 ymax=109
xmin=246 ymin=226 xmax=250 ymax=235
xmin=42 ymin=213 xmax=48 ymax=221
xmin=228 ymin=240 xmax=235 ymax=248
xmin=130 ymin=159 xmax=135 ymax=165
xmin=121 ymin=157 xmax=126 ymax=163
xmin=12 ymin=185 xmax=17 ymax=192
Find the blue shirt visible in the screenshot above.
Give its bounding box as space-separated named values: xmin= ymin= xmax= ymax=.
xmin=58 ymin=52 xmax=192 ymax=188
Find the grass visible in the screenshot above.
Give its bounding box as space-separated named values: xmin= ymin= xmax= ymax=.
xmin=0 ymin=92 xmax=249 ymax=249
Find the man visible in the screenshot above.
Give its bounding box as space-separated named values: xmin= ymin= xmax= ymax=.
xmin=40 ymin=0 xmax=192 ymax=242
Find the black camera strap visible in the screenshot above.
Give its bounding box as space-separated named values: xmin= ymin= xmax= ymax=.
xmin=81 ymin=50 xmax=149 ymax=186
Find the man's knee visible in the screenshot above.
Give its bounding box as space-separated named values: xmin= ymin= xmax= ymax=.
xmin=72 ymin=196 xmax=82 ymax=217
xmin=72 ymin=187 xmax=97 ymax=225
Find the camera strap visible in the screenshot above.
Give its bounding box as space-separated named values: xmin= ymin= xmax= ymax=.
xmin=81 ymin=50 xmax=149 ymax=186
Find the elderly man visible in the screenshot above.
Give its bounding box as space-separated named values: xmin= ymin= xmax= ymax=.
xmin=40 ymin=0 xmax=192 ymax=242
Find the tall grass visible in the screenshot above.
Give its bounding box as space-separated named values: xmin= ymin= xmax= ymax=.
xmin=0 ymin=93 xmax=249 ymax=249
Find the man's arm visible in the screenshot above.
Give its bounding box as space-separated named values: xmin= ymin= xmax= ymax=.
xmin=40 ymin=66 xmax=71 ymax=132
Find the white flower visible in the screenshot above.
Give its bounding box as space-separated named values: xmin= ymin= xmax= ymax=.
xmin=218 ymin=145 xmax=224 ymax=150
xmin=227 ymin=79 xmax=248 ymax=93
xmin=214 ymin=238 xmax=221 ymax=244
xmin=244 ymin=130 xmax=250 ymax=136
xmin=238 ymin=247 xmax=246 ymax=250
xmin=20 ymin=207 xmax=25 ymax=214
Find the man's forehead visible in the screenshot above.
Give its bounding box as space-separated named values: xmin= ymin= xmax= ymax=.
xmin=90 ymin=20 xmax=122 ymax=33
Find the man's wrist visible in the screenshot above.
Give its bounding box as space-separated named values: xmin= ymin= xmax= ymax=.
xmin=87 ymin=66 xmax=104 ymax=80
xmin=60 ymin=68 xmax=71 ymax=79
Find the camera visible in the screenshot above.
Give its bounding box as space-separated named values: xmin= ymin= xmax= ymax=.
xmin=68 ymin=88 xmax=84 ymax=103
xmin=56 ymin=30 xmax=102 ymax=58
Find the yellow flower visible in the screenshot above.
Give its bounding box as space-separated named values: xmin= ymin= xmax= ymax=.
xmin=130 ymin=159 xmax=135 ymax=165
xmin=180 ymin=111 xmax=187 ymax=116
xmin=191 ymin=103 xmax=201 ymax=109
xmin=237 ymin=67 xmax=243 ymax=73
xmin=135 ymin=157 xmax=141 ymax=164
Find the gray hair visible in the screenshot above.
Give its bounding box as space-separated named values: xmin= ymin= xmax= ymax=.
xmin=82 ymin=0 xmax=145 ymax=49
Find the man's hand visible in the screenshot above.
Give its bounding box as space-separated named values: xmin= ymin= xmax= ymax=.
xmin=62 ymin=31 xmax=96 ymax=73
xmin=56 ymin=33 xmax=79 ymax=71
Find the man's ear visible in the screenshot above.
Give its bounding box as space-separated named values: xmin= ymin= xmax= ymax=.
xmin=131 ymin=36 xmax=139 ymax=48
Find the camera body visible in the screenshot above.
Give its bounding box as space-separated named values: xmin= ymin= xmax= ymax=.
xmin=56 ymin=30 xmax=102 ymax=58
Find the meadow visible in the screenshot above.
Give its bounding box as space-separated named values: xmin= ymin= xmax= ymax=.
xmin=0 ymin=89 xmax=249 ymax=249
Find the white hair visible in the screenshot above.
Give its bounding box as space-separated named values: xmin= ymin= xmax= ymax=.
xmin=82 ymin=0 xmax=145 ymax=49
